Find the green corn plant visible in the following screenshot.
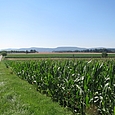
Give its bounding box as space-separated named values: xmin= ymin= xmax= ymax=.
xmin=5 ymin=59 xmax=115 ymax=115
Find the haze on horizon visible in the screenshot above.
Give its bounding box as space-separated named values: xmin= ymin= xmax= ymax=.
xmin=0 ymin=0 xmax=115 ymax=50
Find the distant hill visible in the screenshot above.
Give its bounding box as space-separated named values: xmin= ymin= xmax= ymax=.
xmin=18 ymin=47 xmax=54 ymax=52
xmin=53 ymin=47 xmax=86 ymax=52
xmin=2 ymin=47 xmax=86 ymax=52
xmin=1 ymin=47 xmax=115 ymax=52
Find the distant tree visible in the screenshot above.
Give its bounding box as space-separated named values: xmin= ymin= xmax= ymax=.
xmin=26 ymin=50 xmax=29 ymax=54
xmin=102 ymin=52 xmax=108 ymax=58
xmin=1 ymin=51 xmax=7 ymax=56
xmin=30 ymin=49 xmax=37 ymax=53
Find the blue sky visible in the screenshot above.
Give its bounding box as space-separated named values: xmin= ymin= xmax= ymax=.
xmin=0 ymin=0 xmax=115 ymax=49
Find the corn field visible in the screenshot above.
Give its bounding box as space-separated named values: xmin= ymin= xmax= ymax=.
xmin=5 ymin=59 xmax=115 ymax=115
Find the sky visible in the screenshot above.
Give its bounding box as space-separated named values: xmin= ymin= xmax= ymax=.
xmin=0 ymin=0 xmax=115 ymax=50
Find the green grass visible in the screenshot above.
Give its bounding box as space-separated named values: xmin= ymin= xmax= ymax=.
xmin=5 ymin=53 xmax=115 ymax=59
xmin=5 ymin=59 xmax=115 ymax=115
xmin=6 ymin=53 xmax=101 ymax=58
xmin=0 ymin=62 xmax=72 ymax=115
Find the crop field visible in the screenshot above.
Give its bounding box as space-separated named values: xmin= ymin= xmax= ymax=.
xmin=5 ymin=52 xmax=115 ymax=59
xmin=0 ymin=61 xmax=72 ymax=115
xmin=5 ymin=59 xmax=115 ymax=115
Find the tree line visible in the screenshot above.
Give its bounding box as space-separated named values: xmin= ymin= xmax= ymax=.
xmin=54 ymin=48 xmax=115 ymax=53
xmin=0 ymin=49 xmax=38 ymax=54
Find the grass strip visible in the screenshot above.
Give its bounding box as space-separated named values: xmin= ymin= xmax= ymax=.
xmin=0 ymin=62 xmax=72 ymax=115
xmin=6 ymin=53 xmax=115 ymax=59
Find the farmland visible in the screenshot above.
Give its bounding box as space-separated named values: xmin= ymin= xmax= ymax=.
xmin=0 ymin=61 xmax=71 ymax=115
xmin=4 ymin=52 xmax=115 ymax=61
xmin=5 ymin=58 xmax=115 ymax=115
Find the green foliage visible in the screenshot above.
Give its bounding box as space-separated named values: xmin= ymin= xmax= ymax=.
xmin=5 ymin=53 xmax=115 ymax=59
xmin=6 ymin=59 xmax=115 ymax=115
xmin=0 ymin=62 xmax=71 ymax=115
xmin=1 ymin=51 xmax=7 ymax=56
xmin=5 ymin=53 xmax=102 ymax=58
xmin=102 ymin=52 xmax=108 ymax=58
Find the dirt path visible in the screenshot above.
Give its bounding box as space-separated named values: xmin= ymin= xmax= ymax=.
xmin=0 ymin=55 xmax=2 ymax=61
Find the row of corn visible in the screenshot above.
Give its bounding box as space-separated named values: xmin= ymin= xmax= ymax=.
xmin=5 ymin=59 xmax=115 ymax=115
